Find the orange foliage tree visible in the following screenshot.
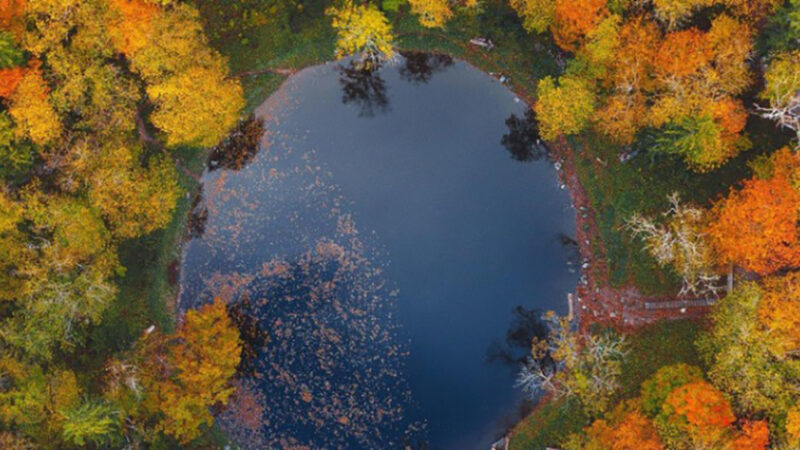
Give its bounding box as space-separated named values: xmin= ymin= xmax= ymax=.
xmin=108 ymin=0 xmax=159 ymax=56
xmin=659 ymin=380 xmax=735 ymax=446
xmin=0 ymin=0 xmax=25 ymax=35
xmin=564 ymin=400 xmax=663 ymax=449
xmin=708 ymin=155 xmax=800 ymax=275
xmin=581 ymin=410 xmax=663 ymax=449
xmin=0 ymin=65 xmax=23 ymax=97
xmin=758 ymin=272 xmax=800 ymax=357
xmin=653 ymin=28 xmax=711 ymax=79
xmin=731 ymin=420 xmax=769 ymax=449
xmin=551 ymin=0 xmax=607 ymax=52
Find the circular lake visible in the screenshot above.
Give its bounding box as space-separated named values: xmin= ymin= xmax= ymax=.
xmin=179 ymin=54 xmax=578 ymax=449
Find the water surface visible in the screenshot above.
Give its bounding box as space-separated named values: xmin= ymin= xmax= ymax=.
xmin=180 ymin=55 xmax=577 ymax=449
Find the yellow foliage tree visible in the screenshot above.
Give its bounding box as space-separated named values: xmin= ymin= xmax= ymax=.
xmin=136 ymin=298 xmax=241 ymax=443
xmin=327 ymin=3 xmax=394 ymax=68
xmin=408 ymin=0 xmax=453 ymax=28
xmin=509 ymin=0 xmax=555 ymax=33
xmin=758 ymin=272 xmax=800 ymax=358
xmin=88 ymin=143 xmax=181 ymax=239
xmin=652 ymin=0 xmax=714 ymax=29
xmin=535 ymin=75 xmax=595 ymax=140
xmin=8 ymin=66 xmax=61 ymax=146
xmin=146 ymin=63 xmax=244 ymax=147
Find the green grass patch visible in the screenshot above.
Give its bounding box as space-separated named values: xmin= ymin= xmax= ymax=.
xmin=510 ymin=398 xmax=588 ymax=450
xmin=618 ymin=318 xmax=706 ymax=399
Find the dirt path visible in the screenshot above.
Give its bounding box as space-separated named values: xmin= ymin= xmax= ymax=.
xmin=234 ymin=67 xmax=298 ymax=78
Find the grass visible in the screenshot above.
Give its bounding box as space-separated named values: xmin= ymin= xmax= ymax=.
xmin=617 ymin=319 xmax=706 ymax=399
xmin=509 ymin=397 xmax=588 ymax=450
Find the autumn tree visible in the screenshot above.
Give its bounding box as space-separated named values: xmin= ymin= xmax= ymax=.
xmin=328 ymin=3 xmax=394 ymax=69
xmin=118 ymin=298 xmax=242 ymax=444
xmin=758 ymin=272 xmax=800 ymax=357
xmin=564 ymin=401 xmax=664 ymax=450
xmin=652 ymin=0 xmax=713 ymax=29
xmin=0 ymin=358 xmax=81 ymax=445
xmin=8 ymin=65 xmax=61 ymax=146
xmin=408 ymin=0 xmax=453 ymax=28
xmin=731 ymin=420 xmax=770 ymax=450
xmin=698 ymin=281 xmax=800 ymax=420
xmin=759 ymin=51 xmax=800 ymax=139
xmin=60 ymin=399 xmax=120 ymax=447
xmin=535 ymin=75 xmax=595 ymax=140
xmin=627 ymin=194 xmax=722 ymax=296
xmin=657 ymin=380 xmax=736 ymax=448
xmin=640 ymin=364 xmax=704 ymax=417
xmin=146 ymin=63 xmax=244 ymax=147
xmin=0 ymin=0 xmax=244 ymax=444
xmin=126 ymin=2 xmax=244 ymax=147
xmin=551 ymin=0 xmax=608 ymax=52
xmin=509 ymin=0 xmax=554 ymax=33
xmin=517 ymin=312 xmax=627 ymax=417
xmin=516 ymin=2 xmax=754 ymax=170
xmin=708 ymin=153 xmax=800 ymax=275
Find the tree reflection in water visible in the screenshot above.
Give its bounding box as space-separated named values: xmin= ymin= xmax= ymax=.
xmin=501 ymin=109 xmax=549 ymax=162
xmin=187 ymin=190 xmax=208 ymax=239
xmin=208 ymin=115 xmax=264 ymax=171
xmin=486 ymin=306 xmax=550 ymax=368
xmin=338 ymin=61 xmax=389 ymax=117
xmin=399 ymin=51 xmax=454 ymax=84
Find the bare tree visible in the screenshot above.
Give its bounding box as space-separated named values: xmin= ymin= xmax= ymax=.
xmin=626 ymin=193 xmax=723 ymax=297
xmin=516 ymin=313 xmax=627 ymax=417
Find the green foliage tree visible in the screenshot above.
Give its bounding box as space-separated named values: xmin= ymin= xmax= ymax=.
xmin=698 ymin=281 xmax=800 ymax=420
xmin=640 ymin=363 xmax=704 ymax=417
xmin=60 ymin=399 xmax=120 ymax=447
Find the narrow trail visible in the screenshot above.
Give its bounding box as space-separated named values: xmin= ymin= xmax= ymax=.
xmin=234 ymin=67 xmax=298 ymax=78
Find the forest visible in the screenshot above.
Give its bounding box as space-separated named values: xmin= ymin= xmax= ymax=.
xmin=1 ymin=0 xmax=800 ymax=448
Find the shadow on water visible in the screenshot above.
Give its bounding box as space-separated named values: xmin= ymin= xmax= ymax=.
xmin=227 ymin=295 xmax=269 ymax=377
xmin=208 ymin=115 xmax=265 ymax=172
xmin=486 ymin=306 xmax=549 ymax=369
xmin=187 ymin=190 xmax=208 ymax=240
xmin=485 ymin=306 xmax=556 ymax=438
xmin=338 ymin=61 xmax=389 ymax=117
xmin=500 ymin=109 xmax=549 ymax=162
xmin=399 ymin=51 xmax=454 ymax=85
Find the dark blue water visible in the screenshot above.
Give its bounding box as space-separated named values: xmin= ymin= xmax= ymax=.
xmin=179 ymin=56 xmax=577 ymax=449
